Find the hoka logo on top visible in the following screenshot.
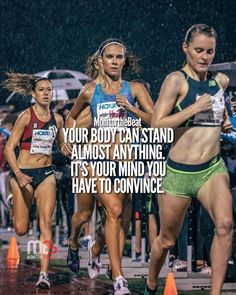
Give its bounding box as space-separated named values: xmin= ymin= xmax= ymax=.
xmin=209 ymin=80 xmax=216 ymax=87
xmin=34 ymin=130 xmax=51 ymax=136
xmin=98 ymin=102 xmax=117 ymax=110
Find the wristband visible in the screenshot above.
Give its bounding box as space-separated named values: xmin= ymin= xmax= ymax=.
xmin=14 ymin=169 xmax=21 ymax=175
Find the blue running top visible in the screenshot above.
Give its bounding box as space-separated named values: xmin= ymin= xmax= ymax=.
xmin=90 ymin=81 xmax=136 ymax=127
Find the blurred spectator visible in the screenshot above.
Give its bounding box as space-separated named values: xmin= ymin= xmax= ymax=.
xmin=53 ymin=102 xmax=75 ymax=243
xmin=0 ymin=113 xmax=18 ymax=228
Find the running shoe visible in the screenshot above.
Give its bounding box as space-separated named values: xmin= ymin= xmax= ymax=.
xmin=168 ymin=254 xmax=176 ymax=267
xmin=6 ymin=194 xmax=13 ymax=209
xmin=67 ymin=243 xmax=80 ymax=273
xmin=87 ymin=240 xmax=102 ymax=279
xmin=131 ymin=252 xmax=142 ymax=262
xmin=172 ymin=259 xmax=187 ymax=271
xmin=36 ymin=272 xmax=50 ymax=289
xmin=197 ymin=264 xmax=212 ymax=275
xmin=105 ymin=265 xmax=112 ymax=280
xmin=113 ymin=275 xmax=130 ymax=295
xmin=144 ymin=282 xmax=158 ymax=295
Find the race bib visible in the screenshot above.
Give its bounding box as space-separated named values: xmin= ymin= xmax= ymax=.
xmin=193 ymin=89 xmax=225 ymax=125
xmin=30 ymin=128 xmax=56 ymax=155
xmin=96 ymin=101 xmax=127 ymax=128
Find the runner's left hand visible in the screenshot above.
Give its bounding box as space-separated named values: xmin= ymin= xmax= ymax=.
xmin=61 ymin=143 xmax=72 ymax=157
xmin=116 ymin=95 xmax=134 ymax=112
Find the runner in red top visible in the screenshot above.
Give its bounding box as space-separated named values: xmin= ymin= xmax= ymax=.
xmin=4 ymin=72 xmax=70 ymax=289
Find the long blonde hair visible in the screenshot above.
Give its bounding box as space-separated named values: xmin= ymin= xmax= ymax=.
xmin=3 ymin=72 xmax=52 ymax=96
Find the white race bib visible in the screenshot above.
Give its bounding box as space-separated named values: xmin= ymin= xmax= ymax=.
xmin=30 ymin=128 xmax=56 ymax=155
xmin=193 ymin=89 xmax=225 ymax=126
xmin=96 ymin=101 xmax=127 ymax=128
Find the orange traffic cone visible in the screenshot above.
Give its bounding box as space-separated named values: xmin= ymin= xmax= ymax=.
xmin=163 ymin=272 xmax=178 ymax=295
xmin=6 ymin=258 xmax=19 ymax=269
xmin=6 ymin=236 xmax=20 ymax=260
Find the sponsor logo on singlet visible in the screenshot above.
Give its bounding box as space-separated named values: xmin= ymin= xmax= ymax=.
xmin=96 ymin=102 xmax=127 ymax=127
xmin=34 ymin=130 xmax=51 ymax=136
xmin=208 ymin=80 xmax=217 ymax=87
xmin=98 ymin=102 xmax=117 ymax=110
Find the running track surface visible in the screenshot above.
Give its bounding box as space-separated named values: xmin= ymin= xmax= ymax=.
xmin=0 ymin=259 xmax=141 ymax=295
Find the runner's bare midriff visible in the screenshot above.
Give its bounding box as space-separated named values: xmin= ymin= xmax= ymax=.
xmin=169 ymin=126 xmax=221 ymax=164
xmin=17 ymin=150 xmax=52 ymax=168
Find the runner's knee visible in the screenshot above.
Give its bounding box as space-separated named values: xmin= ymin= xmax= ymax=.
xmin=159 ymin=234 xmax=176 ymax=250
xmin=106 ymin=204 xmax=123 ymax=220
xmin=215 ymin=217 xmax=233 ymax=237
xmin=73 ymin=210 xmax=92 ymax=224
xmin=14 ymin=221 xmax=28 ymax=236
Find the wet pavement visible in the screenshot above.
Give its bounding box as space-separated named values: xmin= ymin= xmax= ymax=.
xmin=0 ymin=259 xmax=141 ymax=295
xmin=0 ymin=231 xmax=143 ymax=294
xmin=1 ymin=231 xmax=236 ymax=294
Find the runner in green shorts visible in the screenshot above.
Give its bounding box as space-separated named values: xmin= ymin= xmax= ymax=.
xmin=145 ymin=24 xmax=233 ymax=295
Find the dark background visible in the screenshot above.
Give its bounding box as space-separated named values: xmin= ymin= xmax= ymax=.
xmin=0 ymin=0 xmax=235 ymax=108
